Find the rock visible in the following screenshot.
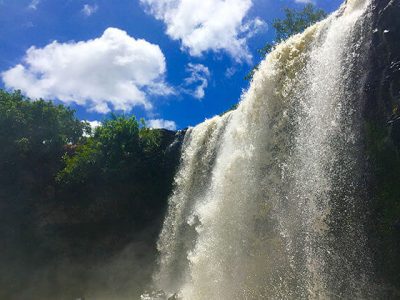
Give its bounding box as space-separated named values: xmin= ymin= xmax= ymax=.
xmin=363 ymin=0 xmax=400 ymax=295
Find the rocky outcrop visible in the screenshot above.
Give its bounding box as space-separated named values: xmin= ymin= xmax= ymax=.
xmin=363 ymin=0 xmax=400 ymax=296
xmin=365 ymin=0 xmax=400 ymax=124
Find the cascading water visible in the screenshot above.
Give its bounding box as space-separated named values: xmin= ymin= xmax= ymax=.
xmin=147 ymin=0 xmax=376 ymax=298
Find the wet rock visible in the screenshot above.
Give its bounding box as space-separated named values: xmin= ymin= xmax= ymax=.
xmin=363 ymin=0 xmax=400 ymax=295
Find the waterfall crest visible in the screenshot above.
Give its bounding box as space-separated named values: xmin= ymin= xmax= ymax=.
xmin=151 ymin=0 xmax=375 ymax=298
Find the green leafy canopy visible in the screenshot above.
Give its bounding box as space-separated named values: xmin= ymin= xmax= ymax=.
xmin=56 ymin=114 xmax=161 ymax=185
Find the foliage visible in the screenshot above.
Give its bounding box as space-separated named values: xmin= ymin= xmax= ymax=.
xmin=0 ymin=90 xmax=89 ymax=298
xmin=246 ymin=4 xmax=326 ymax=80
xmin=0 ymin=89 xmax=87 ymax=189
xmin=57 ymin=115 xmax=160 ymax=185
xmin=260 ymin=4 xmax=326 ymax=56
xmin=0 ymin=89 xmax=181 ymax=299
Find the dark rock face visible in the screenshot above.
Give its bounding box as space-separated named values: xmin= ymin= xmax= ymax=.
xmin=365 ymin=0 xmax=400 ymax=124
xmin=0 ymin=128 xmax=186 ymax=300
xmin=363 ymin=0 xmax=400 ymax=296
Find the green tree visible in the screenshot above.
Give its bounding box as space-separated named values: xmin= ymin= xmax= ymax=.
xmin=0 ymin=90 xmax=88 ymax=298
xmin=246 ymin=4 xmax=326 ymax=80
xmin=0 ymin=90 xmax=182 ymax=299
xmin=0 ymin=91 xmax=181 ymax=299
xmin=57 ymin=115 xmax=161 ymax=185
xmin=0 ymin=89 xmax=87 ymax=190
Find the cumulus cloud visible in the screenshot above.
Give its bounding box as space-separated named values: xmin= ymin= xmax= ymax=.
xmin=82 ymin=4 xmax=98 ymax=16
xmin=147 ymin=119 xmax=177 ymax=130
xmin=2 ymin=28 xmax=174 ymax=114
xmin=183 ymin=63 xmax=210 ymax=100
xmin=86 ymin=120 xmax=102 ymax=130
xmin=140 ymin=0 xmax=265 ymax=63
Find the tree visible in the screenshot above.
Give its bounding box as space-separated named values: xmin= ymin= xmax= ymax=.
xmin=0 ymin=89 xmax=87 ymax=191
xmin=0 ymin=91 xmax=181 ymax=299
xmin=246 ymin=4 xmax=326 ymax=80
xmin=56 ymin=115 xmax=161 ymax=185
xmin=0 ymin=90 xmax=89 ymax=299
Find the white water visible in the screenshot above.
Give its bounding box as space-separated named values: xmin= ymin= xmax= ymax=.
xmin=149 ymin=0 xmax=374 ymax=298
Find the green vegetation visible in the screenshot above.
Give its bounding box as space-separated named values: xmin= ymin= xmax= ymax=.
xmin=0 ymin=90 xmax=87 ymax=187
xmin=0 ymin=89 xmax=181 ymax=299
xmin=57 ymin=115 xmax=160 ymax=185
xmin=259 ymin=4 xmax=326 ymax=56
xmin=246 ymin=4 xmax=326 ymax=80
xmin=0 ymin=90 xmax=87 ymax=298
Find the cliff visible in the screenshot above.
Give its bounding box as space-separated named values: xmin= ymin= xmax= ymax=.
xmin=364 ymin=0 xmax=400 ymax=296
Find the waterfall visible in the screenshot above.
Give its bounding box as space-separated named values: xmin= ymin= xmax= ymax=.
xmin=150 ymin=0 xmax=375 ymax=298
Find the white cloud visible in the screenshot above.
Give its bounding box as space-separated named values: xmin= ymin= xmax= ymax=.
xmin=2 ymin=28 xmax=174 ymax=114
xmin=83 ymin=120 xmax=102 ymax=136
xmin=82 ymin=4 xmax=98 ymax=16
xmin=86 ymin=120 xmax=102 ymax=130
xmin=183 ymin=63 xmax=210 ymax=100
xmin=147 ymin=119 xmax=177 ymax=130
xmin=28 ymin=0 xmax=40 ymax=10
xmin=140 ymin=0 xmax=265 ymax=63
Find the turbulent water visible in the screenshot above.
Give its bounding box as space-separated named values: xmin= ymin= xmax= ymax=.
xmin=145 ymin=0 xmax=376 ymax=298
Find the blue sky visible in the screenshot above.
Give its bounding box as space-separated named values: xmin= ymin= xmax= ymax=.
xmin=0 ymin=0 xmax=343 ymax=129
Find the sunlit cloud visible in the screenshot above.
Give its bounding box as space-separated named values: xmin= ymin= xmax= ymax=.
xmin=2 ymin=28 xmax=174 ymax=114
